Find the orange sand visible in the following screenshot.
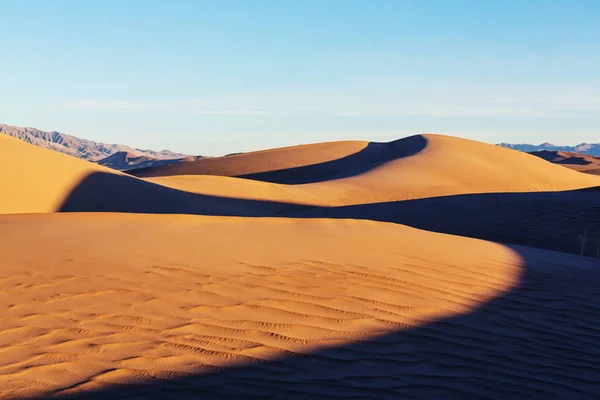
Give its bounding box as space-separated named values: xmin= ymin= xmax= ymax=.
xmin=2 ymin=132 xmax=600 ymax=398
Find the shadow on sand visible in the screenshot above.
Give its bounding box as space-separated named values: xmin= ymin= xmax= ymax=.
xmin=530 ymin=150 xmax=596 ymax=166
xmin=45 ymin=163 xmax=600 ymax=398
xmin=30 ymin=245 xmax=600 ymax=399
xmin=59 ymin=170 xmax=600 ymax=258
xmin=128 ymin=135 xmax=428 ymax=184
xmin=288 ymin=187 xmax=600 ymax=258
xmin=58 ymin=171 xmax=305 ymax=216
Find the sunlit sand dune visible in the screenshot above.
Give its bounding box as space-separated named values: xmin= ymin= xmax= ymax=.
xmin=2 ymin=213 xmax=600 ymax=399
xmin=140 ymin=134 xmax=600 ymax=206
xmin=3 ymin=133 xmax=599 ymax=215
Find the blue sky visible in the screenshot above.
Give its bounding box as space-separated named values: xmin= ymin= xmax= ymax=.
xmin=1 ymin=0 xmax=599 ymax=155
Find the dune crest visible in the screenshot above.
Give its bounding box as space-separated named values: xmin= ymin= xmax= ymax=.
xmin=0 ymin=134 xmax=117 ymax=213
xmin=142 ymin=134 xmax=600 ymax=207
xmin=129 ymin=140 xmax=370 ymax=178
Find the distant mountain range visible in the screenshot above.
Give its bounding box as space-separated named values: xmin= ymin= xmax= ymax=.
xmin=498 ymin=142 xmax=600 ymax=156
xmin=0 ymin=123 xmax=193 ymax=170
xmin=95 ymin=151 xmax=203 ymax=171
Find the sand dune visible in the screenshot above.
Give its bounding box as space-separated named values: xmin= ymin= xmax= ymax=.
xmin=4 ymin=132 xmax=600 ymax=398
xmin=319 ymin=134 xmax=600 ymax=200
xmin=6 ymin=132 xmax=599 ymax=215
xmin=129 ymin=140 xmax=371 ymax=179
xmin=0 ymin=135 xmax=294 ymax=215
xmin=2 ymin=213 xmax=600 ymax=399
xmin=143 ymin=134 xmax=600 ymax=207
xmin=144 ymin=174 xmax=346 ymax=207
xmin=0 ymin=134 xmax=112 ymax=213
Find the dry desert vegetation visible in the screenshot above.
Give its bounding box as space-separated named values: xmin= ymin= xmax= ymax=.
xmin=1 ymin=133 xmax=600 ymax=399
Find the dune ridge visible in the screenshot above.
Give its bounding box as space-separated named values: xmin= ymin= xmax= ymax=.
xmin=5 ymin=132 xmax=600 ymax=215
xmin=128 ymin=140 xmax=371 ymax=178
xmin=142 ymin=134 xmax=600 ymax=207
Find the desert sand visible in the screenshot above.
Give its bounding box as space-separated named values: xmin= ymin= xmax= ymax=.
xmin=2 ymin=132 xmax=600 ymax=399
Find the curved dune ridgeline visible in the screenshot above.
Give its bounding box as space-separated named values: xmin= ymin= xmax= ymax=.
xmin=128 ymin=139 xmax=373 ymax=179
xmin=136 ymin=134 xmax=600 ymax=207
xmin=2 ymin=132 xmax=600 ymax=398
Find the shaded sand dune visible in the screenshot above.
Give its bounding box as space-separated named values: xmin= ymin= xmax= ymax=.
xmin=530 ymin=150 xmax=600 ymax=175
xmin=57 ymin=172 xmax=301 ymax=216
xmin=287 ymin=186 xmax=600 ymax=257
xmin=1 ymin=214 xmax=600 ymax=399
xmin=45 ymin=171 xmax=600 ymax=258
xmin=3 ymin=133 xmax=600 ymax=257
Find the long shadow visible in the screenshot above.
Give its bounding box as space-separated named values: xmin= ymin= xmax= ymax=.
xmin=557 ymin=157 xmax=594 ymax=165
xmin=285 ymin=187 xmax=600 ymax=257
xmin=128 ymin=135 xmax=428 ymax=184
xmin=529 ymin=150 xmax=599 ymax=166
xmin=237 ymin=136 xmax=427 ymax=184
xmin=30 ymin=245 xmax=600 ymax=399
xmin=39 ymin=173 xmax=600 ymax=398
xmin=58 ymin=171 xmax=306 ymax=216
xmin=59 ymin=171 xmax=600 ymax=258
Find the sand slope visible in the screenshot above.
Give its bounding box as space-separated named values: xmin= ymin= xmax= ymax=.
xmin=143 ymin=134 xmax=600 ymax=207
xmin=288 ymin=186 xmax=600 ymax=257
xmin=0 ymin=135 xmax=293 ymax=215
xmin=3 ymin=133 xmax=599 ymax=214
xmin=2 ymin=213 xmax=600 ymax=399
xmin=319 ymin=134 xmax=600 ymax=200
xmin=129 ymin=140 xmax=370 ymax=178
xmin=0 ymin=134 xmax=113 ymax=213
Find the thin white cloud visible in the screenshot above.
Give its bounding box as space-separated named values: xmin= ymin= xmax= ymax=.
xmin=61 ymin=99 xmax=272 ymax=116
xmin=60 ymin=80 xmax=600 ymax=119
xmin=191 ymin=109 xmax=271 ymax=116
xmin=63 ymin=99 xmax=156 ymax=110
